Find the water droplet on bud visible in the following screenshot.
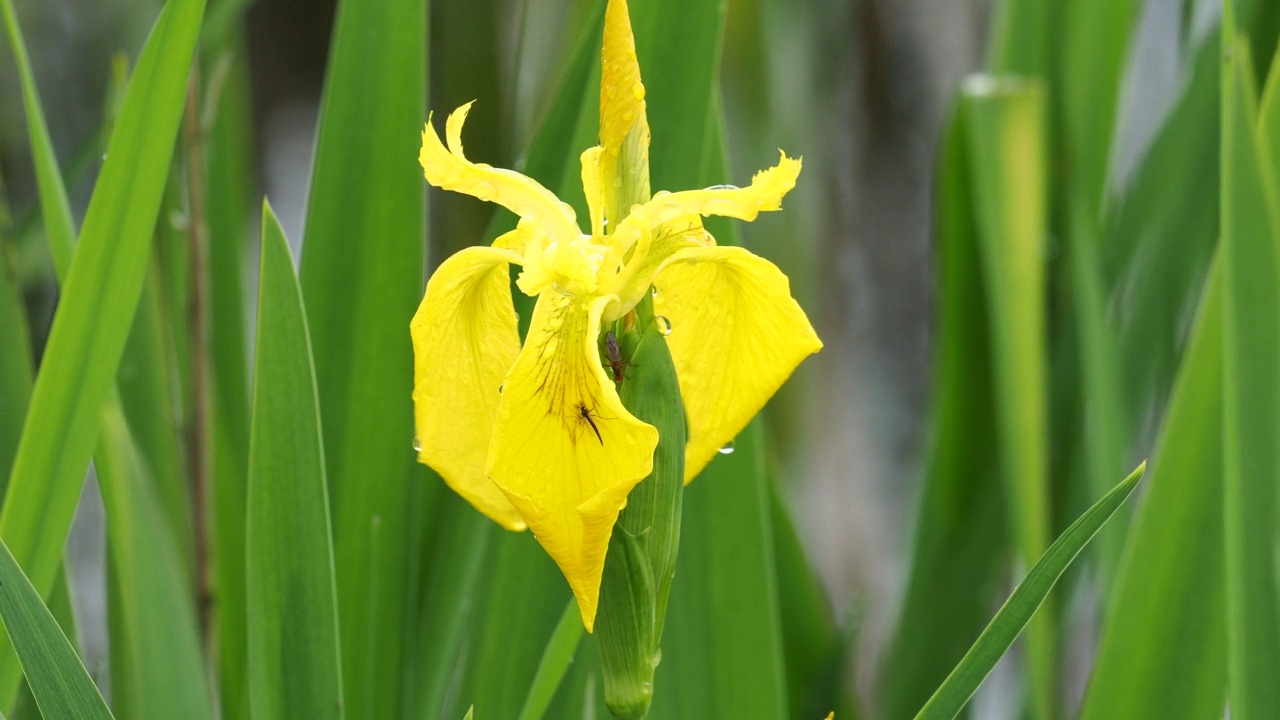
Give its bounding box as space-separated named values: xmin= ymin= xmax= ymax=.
xmin=718 ymin=440 xmax=736 ymax=455
xmin=655 ymin=316 xmax=672 ymax=336
xmin=412 ymin=437 xmax=423 ymax=453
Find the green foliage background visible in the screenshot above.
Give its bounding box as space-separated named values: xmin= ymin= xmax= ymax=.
xmin=0 ymin=0 xmax=1274 ymax=718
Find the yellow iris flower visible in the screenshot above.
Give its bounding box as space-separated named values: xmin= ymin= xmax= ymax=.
xmin=410 ymin=0 xmax=821 ymax=630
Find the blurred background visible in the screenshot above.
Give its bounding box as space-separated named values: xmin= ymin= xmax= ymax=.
xmin=0 ymin=0 xmax=1244 ymax=716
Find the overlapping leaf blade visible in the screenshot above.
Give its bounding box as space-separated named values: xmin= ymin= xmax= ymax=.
xmin=0 ymin=0 xmax=205 ymax=708
xmin=298 ymin=0 xmax=426 ymax=712
xmin=246 ymin=203 xmax=343 ymax=719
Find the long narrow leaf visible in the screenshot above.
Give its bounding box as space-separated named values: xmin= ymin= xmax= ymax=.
xmin=914 ymin=463 xmax=1146 ymax=720
xmin=516 ymin=601 xmax=585 ymax=720
xmin=959 ymin=76 xmax=1054 ymax=719
xmin=0 ymin=536 xmax=111 ymax=720
xmin=0 ymin=0 xmax=76 ymax=275
xmin=298 ymin=0 xmax=426 ymax=712
xmin=1220 ymin=25 xmax=1280 ymax=718
xmin=0 ymin=0 xmax=205 ymax=707
xmin=95 ymin=396 xmax=213 ymax=720
xmin=880 ymin=96 xmax=1006 ymax=720
xmin=246 ymin=202 xmax=344 ymax=719
xmin=1080 ymin=262 xmax=1226 ymax=719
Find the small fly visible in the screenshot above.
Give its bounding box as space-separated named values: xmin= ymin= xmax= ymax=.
xmin=604 ymin=330 xmax=629 ymax=383
xmin=577 ymin=402 xmax=604 ymax=445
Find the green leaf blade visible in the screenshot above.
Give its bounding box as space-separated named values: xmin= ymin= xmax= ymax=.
xmin=0 ymin=536 xmax=111 ymax=720
xmin=1080 ymin=261 xmax=1226 ymax=720
xmin=1220 ymin=28 xmax=1280 ymax=719
xmin=959 ymin=76 xmax=1054 ymax=720
xmin=246 ymin=202 xmax=344 ymax=720
xmin=298 ymin=0 xmax=426 ymax=712
xmin=0 ymin=0 xmax=206 ymax=708
xmin=914 ymin=463 xmax=1146 ymax=720
xmin=96 ymin=397 xmax=213 ymax=720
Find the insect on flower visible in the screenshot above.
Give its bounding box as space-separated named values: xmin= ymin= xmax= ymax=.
xmin=577 ymin=402 xmax=605 ymax=445
xmin=604 ymin=330 xmax=629 ymax=383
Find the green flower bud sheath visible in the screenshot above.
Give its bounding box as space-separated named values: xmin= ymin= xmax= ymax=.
xmin=595 ymin=293 xmax=686 ymax=719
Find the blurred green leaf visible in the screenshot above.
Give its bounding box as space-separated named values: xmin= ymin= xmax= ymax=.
xmin=0 ymin=0 xmax=76 ymax=278
xmin=769 ymin=476 xmax=857 ymax=720
xmin=0 ymin=535 xmax=111 ymax=720
xmin=881 ymin=96 xmax=1006 ymax=720
xmin=0 ymin=248 xmax=32 ymax=499
xmin=1055 ymin=0 xmax=1137 ymax=580
xmin=204 ymin=31 xmax=255 ymax=720
xmin=1081 ymin=262 xmax=1226 ymax=719
xmin=1105 ymin=35 xmax=1219 ymax=419
xmin=987 ymin=0 xmax=1049 ymax=76
xmin=1220 ymin=26 xmax=1280 ymax=719
xmin=517 ymin=600 xmax=585 ymax=720
xmin=97 ymin=396 xmax=212 ymax=720
xmin=246 ymin=202 xmax=343 ymax=719
xmin=960 ymin=76 xmax=1054 ymax=719
xmin=460 ymin=534 xmax=570 ymax=719
xmin=0 ymin=0 xmax=205 ymax=708
xmin=652 ymin=420 xmax=787 ymax=719
xmin=914 ymin=463 xmax=1145 ymax=720
xmin=116 ymin=268 xmax=193 ymax=571
xmin=298 ymin=0 xmax=426 ymax=713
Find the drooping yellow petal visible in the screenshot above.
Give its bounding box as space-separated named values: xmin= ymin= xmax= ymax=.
xmin=599 ymin=0 xmax=650 ymax=222
xmin=653 ymin=246 xmax=822 ymax=482
xmin=638 ymin=151 xmax=802 ymax=227
xmin=487 ymin=292 xmax=659 ymax=630
xmin=421 ymin=103 xmax=580 ymax=242
xmin=410 ymin=246 xmax=526 ymax=529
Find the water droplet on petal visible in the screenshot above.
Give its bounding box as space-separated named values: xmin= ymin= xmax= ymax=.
xmin=718 ymin=440 xmax=736 ymax=455
xmin=498 ymin=384 xmax=504 ymax=394
xmin=705 ymin=184 xmax=739 ymax=191
xmin=632 ymin=82 xmax=646 ymax=100
xmin=655 ymin=316 xmax=672 ymax=336
xmin=623 ymin=110 xmax=634 ymax=123
xmin=650 ymin=286 xmax=659 ymax=298
xmin=412 ymin=437 xmax=423 ymax=453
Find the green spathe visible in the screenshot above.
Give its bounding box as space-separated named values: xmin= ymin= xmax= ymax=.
xmin=595 ymin=298 xmax=686 ymax=720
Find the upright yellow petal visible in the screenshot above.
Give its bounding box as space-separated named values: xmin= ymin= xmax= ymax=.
xmin=421 ymin=103 xmax=580 ymax=241
xmin=487 ymin=292 xmax=659 ymax=630
xmin=411 ymin=246 xmax=525 ymax=529
xmin=653 ymin=246 xmax=822 ymax=482
xmin=580 ymin=146 xmax=607 ymax=236
xmin=638 ymin=151 xmax=802 ymax=226
xmin=600 ymin=214 xmax=714 ymax=321
xmin=599 ymin=0 xmax=651 ymax=222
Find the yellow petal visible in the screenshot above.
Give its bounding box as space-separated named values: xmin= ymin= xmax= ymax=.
xmin=653 ymin=246 xmax=822 ymax=482
xmin=599 ymin=0 xmax=650 ymax=222
xmin=421 ymin=103 xmax=580 ymax=241
xmin=637 ymin=151 xmax=802 ymax=227
xmin=581 ymin=147 xmax=606 ymax=236
xmin=487 ymin=292 xmax=659 ymax=630
xmin=410 ymin=246 xmax=525 ymax=529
